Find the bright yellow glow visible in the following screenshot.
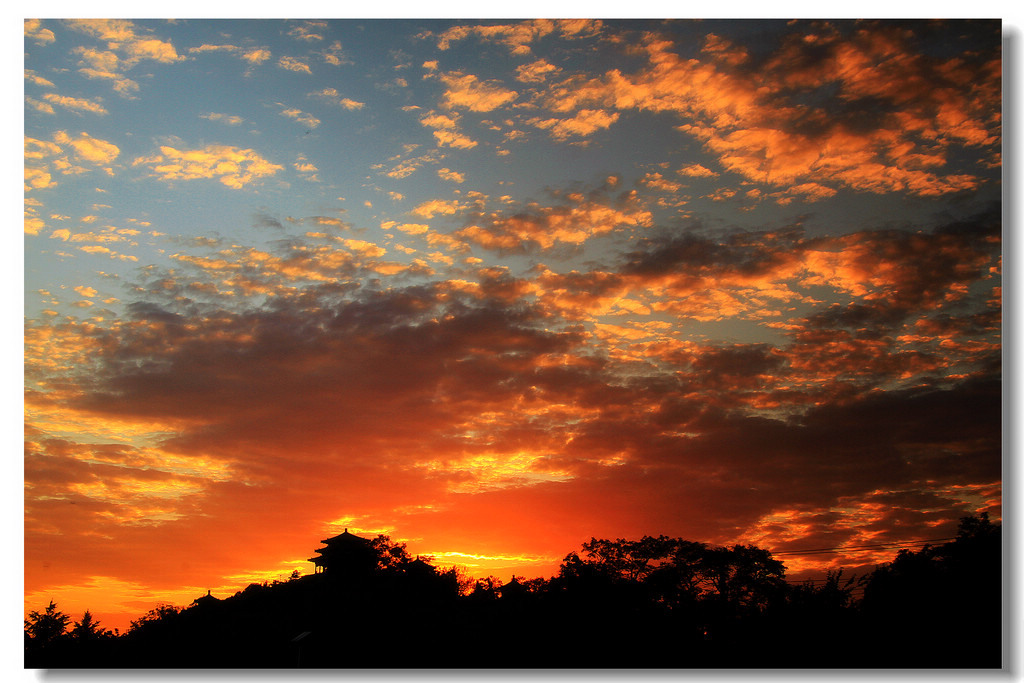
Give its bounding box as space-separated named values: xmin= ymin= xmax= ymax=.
xmin=413 ymin=450 xmax=575 ymax=493
xmin=24 ymin=577 xmax=217 ymax=634
xmin=222 ymin=558 xmax=312 ymax=586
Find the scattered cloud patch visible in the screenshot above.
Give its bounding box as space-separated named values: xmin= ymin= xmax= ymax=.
xmin=278 ymin=56 xmax=312 ymax=74
xmin=133 ymin=144 xmax=283 ymax=189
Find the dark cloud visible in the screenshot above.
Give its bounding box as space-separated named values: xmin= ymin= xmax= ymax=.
xmin=70 ymin=285 xmax=584 ymax=464
xmin=126 ymin=301 xmax=188 ymax=323
xmin=690 ymin=344 xmax=783 ymax=382
xmin=252 ymin=211 xmax=284 ymax=230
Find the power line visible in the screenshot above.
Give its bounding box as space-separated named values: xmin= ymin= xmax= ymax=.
xmin=771 ymin=537 xmax=957 ymax=557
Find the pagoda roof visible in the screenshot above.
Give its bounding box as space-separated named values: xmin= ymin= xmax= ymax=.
xmin=319 ymin=529 xmax=372 ymax=545
xmin=190 ymin=590 xmax=219 ymax=606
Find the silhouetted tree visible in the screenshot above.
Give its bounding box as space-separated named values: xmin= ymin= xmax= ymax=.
xmin=128 ymin=603 xmax=182 ymax=633
xmin=70 ymin=610 xmax=109 ymax=642
xmin=700 ymin=544 xmax=787 ymax=613
xmin=23 ymin=520 xmax=1001 ymax=669
xmin=646 ymin=539 xmax=712 ymax=611
xmin=445 ymin=564 xmax=476 ymax=595
xmin=370 ymin=534 xmax=413 ymax=571
xmin=468 ymin=575 xmax=502 ymax=600
xmin=768 ymin=568 xmax=865 ymax=666
xmin=25 ymin=600 xmax=70 ymax=646
xmin=431 ymin=565 xmax=464 ymax=597
xmin=577 ymin=535 xmax=678 ymax=582
xmin=561 ymin=536 xmax=786 ymax=615
xmin=788 ymin=569 xmax=861 ymax=614
xmin=517 ymin=576 xmax=549 ymax=593
xmin=858 ymin=514 xmax=1001 ymax=667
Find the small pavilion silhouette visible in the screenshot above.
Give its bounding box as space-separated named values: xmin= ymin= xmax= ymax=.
xmin=307 ymin=528 xmax=377 ymax=578
xmin=190 ymin=589 xmax=219 ymax=609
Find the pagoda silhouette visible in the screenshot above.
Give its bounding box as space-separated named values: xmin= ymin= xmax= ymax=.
xmin=307 ymin=528 xmax=378 ymax=579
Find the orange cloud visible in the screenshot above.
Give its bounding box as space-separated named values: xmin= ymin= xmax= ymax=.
xmin=47 ymin=131 xmax=120 ymax=167
xmin=411 ymin=199 xmax=465 ymax=219
xmin=678 ymin=163 xmax=718 ymax=178
xmin=516 ymin=59 xmax=561 ymax=82
xmin=536 ymin=25 xmax=998 ymax=196
xmin=278 ymin=55 xmax=312 ymax=74
xmin=457 ymin=193 xmax=652 ymax=251
xmin=432 ymin=130 xmax=478 ymax=149
xmin=439 ymin=72 xmax=518 ymax=112
xmin=434 ymin=19 xmax=602 ymax=55
xmin=133 ymin=145 xmax=282 ymax=189
xmin=25 ymin=19 xmax=56 ymax=44
xmin=438 ymin=168 xmax=465 ymax=183
xmin=41 ymin=93 xmax=108 ymax=115
xmin=639 ymin=172 xmax=683 ymax=193
xmin=528 ymin=108 xmax=619 ymax=140
xmin=60 ymin=19 xmax=181 ymax=97
xmin=280 ymin=107 xmax=320 ymax=128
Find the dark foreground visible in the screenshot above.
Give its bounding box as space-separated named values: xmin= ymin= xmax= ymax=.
xmin=25 ymin=515 xmax=1002 ymax=669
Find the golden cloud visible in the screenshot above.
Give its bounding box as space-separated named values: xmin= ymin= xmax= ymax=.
xmin=433 ymin=130 xmax=478 ymax=149
xmin=66 ymin=19 xmax=182 ymax=67
xmin=411 ymin=199 xmax=465 ymax=219
xmin=516 ymin=59 xmax=561 ymax=83
xmin=678 ymin=163 xmax=718 ymax=178
xmin=537 ymin=28 xmax=999 ymax=196
xmin=53 ymin=131 xmax=120 ymax=165
xmin=529 ymin=108 xmax=620 ymax=140
xmin=201 ymin=112 xmax=245 ymax=126
xmin=24 ymin=167 xmax=55 ymax=191
xmin=25 ymin=137 xmax=62 ymax=160
xmin=438 ymin=168 xmax=466 ymax=183
xmin=133 ymin=144 xmax=283 ymax=189
xmin=420 ymin=112 xmax=460 ymax=129
xmin=25 ymin=19 xmax=55 ymax=44
xmin=278 ymin=56 xmax=312 ymax=74
xmin=640 ymin=172 xmax=683 ymax=193
xmin=459 ymin=194 xmax=653 ymax=252
xmin=43 ymin=93 xmax=108 ymax=115
xmin=243 ymin=48 xmax=272 ymax=64
xmin=440 ymin=72 xmax=518 ymax=112
xmin=280 ymin=107 xmax=320 ymax=128
xmin=435 ymin=19 xmax=602 ymax=54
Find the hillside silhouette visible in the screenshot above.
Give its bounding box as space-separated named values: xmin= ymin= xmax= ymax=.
xmin=25 ymin=514 xmax=1002 ymax=669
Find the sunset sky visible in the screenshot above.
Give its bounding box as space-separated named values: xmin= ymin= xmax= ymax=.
xmin=22 ymin=16 xmax=1004 ymax=633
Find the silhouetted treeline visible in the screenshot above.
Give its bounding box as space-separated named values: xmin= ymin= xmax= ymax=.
xmin=24 ymin=515 xmax=1002 ymax=669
